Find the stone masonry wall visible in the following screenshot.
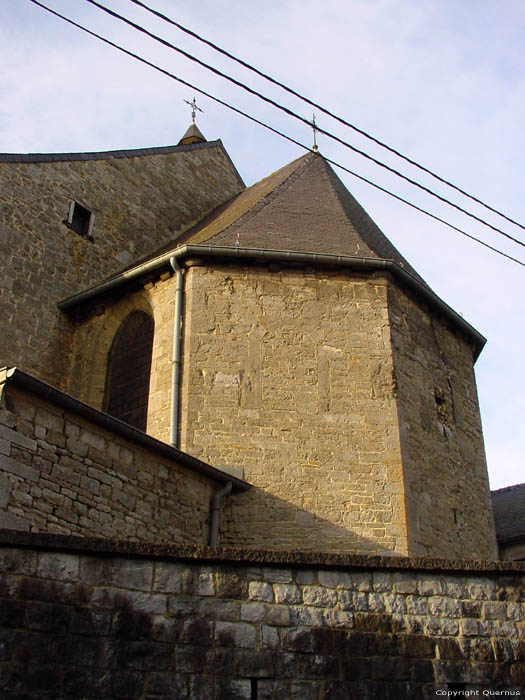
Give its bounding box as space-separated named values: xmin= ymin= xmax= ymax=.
xmin=179 ymin=264 xmax=408 ymax=555
xmin=0 ymin=534 xmax=523 ymax=699
xmin=0 ymin=377 xmax=233 ymax=546
xmin=0 ymin=143 xmax=244 ymax=390
xmin=68 ymin=277 xmax=175 ymax=441
xmin=388 ymin=284 xmax=498 ymax=560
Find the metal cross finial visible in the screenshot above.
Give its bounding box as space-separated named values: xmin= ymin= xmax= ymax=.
xmin=184 ymin=96 xmax=203 ymax=124
xmin=311 ymin=114 xmax=319 ymax=151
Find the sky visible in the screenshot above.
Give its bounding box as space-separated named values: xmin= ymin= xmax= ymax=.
xmin=1 ymin=0 xmax=523 ymax=490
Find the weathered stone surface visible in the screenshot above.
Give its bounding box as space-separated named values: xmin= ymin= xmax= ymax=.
xmin=0 ymin=143 xmax=244 ymax=393
xmin=0 ymin=541 xmax=523 ymax=698
xmin=0 ymin=384 xmax=223 ymax=546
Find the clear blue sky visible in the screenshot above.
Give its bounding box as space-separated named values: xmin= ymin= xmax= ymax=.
xmin=1 ymin=0 xmax=524 ymax=489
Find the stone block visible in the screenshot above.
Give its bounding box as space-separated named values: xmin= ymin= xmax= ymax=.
xmin=372 ymin=571 xmax=392 ymax=592
xmin=108 ymin=559 xmax=153 ymax=591
xmin=418 ymin=577 xmax=444 ymax=596
xmin=80 ymin=428 xmax=106 ymax=451
xmin=240 ymin=601 xmax=267 ymax=622
xmin=216 ymin=570 xmax=247 ymax=599
xmin=0 ymin=454 xmax=38 ymax=482
xmin=215 ymin=621 xmax=256 ymax=649
xmin=197 ymin=571 xmax=215 ymax=596
xmin=215 ymin=678 xmax=251 ymax=700
xmin=0 ymin=510 xmax=30 ymax=530
xmin=249 ymin=581 xmax=274 ymax=603
xmin=339 ymin=590 xmax=368 ymax=612
xmin=35 ymin=408 xmax=64 ymax=432
xmin=302 ymin=585 xmax=338 ymax=607
xmin=198 ymin=598 xmax=241 ymax=622
xmin=318 ymin=570 xmax=351 ymax=588
xmin=261 ymin=624 xmax=280 ymax=650
xmin=323 ymin=608 xmax=354 ymax=628
xmin=280 ymin=626 xmax=314 ymax=653
xmin=273 ymin=583 xmax=301 ymax=604
xmin=180 ymin=619 xmax=214 ymax=646
xmin=0 ymin=547 xmax=38 ymax=574
xmin=37 ymin=552 xmax=79 ymax=581
xmin=25 ymin=601 xmax=70 ymax=632
xmin=233 ymin=649 xmax=275 ymax=678
xmin=295 ymin=569 xmax=315 ymax=585
xmin=266 ymin=605 xmax=291 ymax=626
xmin=393 ymin=572 xmax=417 ymax=594
xmin=263 ymin=567 xmax=293 ymax=583
xmin=290 ymin=604 xmax=325 ymax=627
xmin=0 ymin=424 xmax=37 ymax=452
xmin=146 ymin=672 xmax=188 ymax=699
xmin=126 ymin=591 xmax=168 ymax=616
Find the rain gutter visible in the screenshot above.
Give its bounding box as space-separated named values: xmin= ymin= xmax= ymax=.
xmin=58 ymin=244 xmax=486 ymax=359
xmin=0 ymin=367 xmax=249 ymax=492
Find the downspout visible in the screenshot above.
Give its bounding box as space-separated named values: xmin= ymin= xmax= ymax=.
xmin=209 ymin=481 xmax=233 ymax=547
xmin=169 ymin=257 xmax=234 ymax=543
xmin=169 ymin=256 xmax=184 ymax=447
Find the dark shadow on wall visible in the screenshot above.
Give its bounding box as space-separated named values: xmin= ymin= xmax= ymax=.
xmin=221 ymin=485 xmax=401 ymax=556
xmin=1 ymin=546 xmax=523 ymax=699
xmin=103 ymin=311 xmax=154 ymax=432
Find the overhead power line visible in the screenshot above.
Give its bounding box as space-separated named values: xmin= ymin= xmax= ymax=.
xmin=127 ymin=0 xmax=525 ymax=238
xmin=26 ymin=0 xmax=525 ymax=268
xmin=82 ymin=0 xmax=525 ymax=252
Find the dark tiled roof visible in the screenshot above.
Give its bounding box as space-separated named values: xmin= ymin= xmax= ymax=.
xmin=492 ymin=483 xmax=525 ymax=543
xmin=175 ymin=152 xmax=426 ymax=284
xmin=0 ymin=139 xmax=222 ymax=164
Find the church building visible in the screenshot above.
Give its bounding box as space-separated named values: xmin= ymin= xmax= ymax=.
xmin=0 ymin=123 xmax=498 ymax=559
xmin=2 ymin=124 xmax=525 ymax=699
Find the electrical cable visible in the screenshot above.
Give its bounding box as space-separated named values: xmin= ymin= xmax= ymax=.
xmin=127 ymin=0 xmax=525 ymax=237
xmin=81 ymin=0 xmax=525 ymax=251
xmin=25 ymin=0 xmax=525 ymax=268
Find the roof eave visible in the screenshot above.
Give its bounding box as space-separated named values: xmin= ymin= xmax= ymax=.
xmin=59 ymin=244 xmax=486 ymax=360
xmin=0 ymin=367 xmax=249 ymax=492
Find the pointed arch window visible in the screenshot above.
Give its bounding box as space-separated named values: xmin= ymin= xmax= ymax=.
xmin=103 ymin=311 xmax=154 ymax=431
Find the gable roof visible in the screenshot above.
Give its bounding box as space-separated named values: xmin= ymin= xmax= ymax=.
xmin=0 ymin=138 xmax=236 ymax=166
xmin=492 ymin=483 xmax=525 ymax=543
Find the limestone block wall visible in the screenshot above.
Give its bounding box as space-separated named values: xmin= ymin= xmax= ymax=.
xmin=388 ymin=285 xmax=498 ymax=560
xmin=0 ymin=143 xmax=244 ymax=390
xmin=0 ymin=371 xmax=242 ymax=545
xmin=0 ymin=534 xmax=523 ymax=699
xmin=179 ymin=264 xmax=408 ymax=555
xmin=68 ymin=277 xmax=174 ymax=440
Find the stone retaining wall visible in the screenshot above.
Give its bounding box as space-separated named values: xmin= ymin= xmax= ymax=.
xmin=0 ymin=533 xmax=523 ymax=699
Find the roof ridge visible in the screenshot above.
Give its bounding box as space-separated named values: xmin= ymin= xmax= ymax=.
xmin=318 ymin=157 xmax=427 ymax=286
xmin=0 ymin=140 xmax=222 ymax=164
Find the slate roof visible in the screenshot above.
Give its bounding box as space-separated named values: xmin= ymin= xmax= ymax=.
xmin=491 ymin=483 xmax=525 ymax=543
xmin=0 ymin=139 xmax=223 ymax=164
xmin=163 ymin=151 xmax=426 ymax=285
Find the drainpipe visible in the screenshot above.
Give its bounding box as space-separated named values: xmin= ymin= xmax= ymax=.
xmin=169 ymin=256 xmax=184 ymax=447
xmin=208 ymin=481 xmax=233 ymax=547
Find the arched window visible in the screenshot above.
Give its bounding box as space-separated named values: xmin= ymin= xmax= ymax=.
xmin=103 ymin=311 xmax=154 ymax=431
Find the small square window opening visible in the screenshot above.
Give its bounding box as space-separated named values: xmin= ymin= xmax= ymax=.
xmin=68 ymin=200 xmax=94 ymax=238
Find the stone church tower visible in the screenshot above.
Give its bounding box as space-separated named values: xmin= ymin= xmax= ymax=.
xmin=0 ymin=131 xmax=497 ymax=559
